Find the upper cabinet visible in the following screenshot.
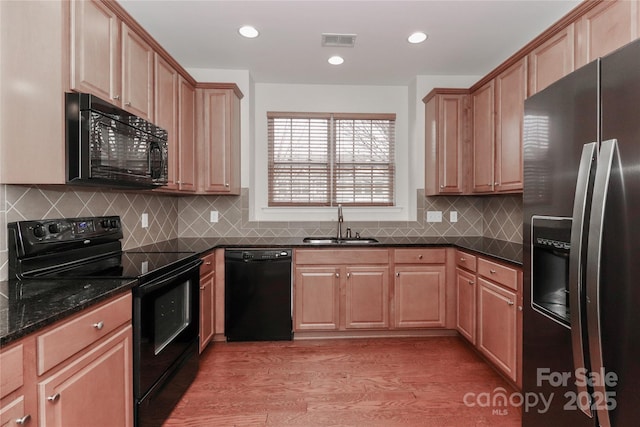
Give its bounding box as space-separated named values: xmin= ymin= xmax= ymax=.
xmin=71 ymin=0 xmax=154 ymax=121
xmin=471 ymin=60 xmax=526 ymax=195
xmin=178 ymin=77 xmax=198 ymax=192
xmin=575 ymin=0 xmax=640 ymax=68
xmin=196 ymin=86 xmax=243 ymax=195
xmin=154 ymin=54 xmax=179 ymax=191
xmin=494 ymin=58 xmax=526 ymax=193
xmin=424 ymin=89 xmax=469 ymax=196
xmin=70 ymin=0 xmax=120 ymax=105
xmin=528 ymin=24 xmax=575 ymax=96
xmin=471 ymin=81 xmax=495 ymax=193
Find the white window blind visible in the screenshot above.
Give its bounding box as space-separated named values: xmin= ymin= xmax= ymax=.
xmin=268 ymin=112 xmax=395 ymax=206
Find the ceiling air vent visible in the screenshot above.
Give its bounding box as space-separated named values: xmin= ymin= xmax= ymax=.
xmin=321 ymin=33 xmax=357 ymax=47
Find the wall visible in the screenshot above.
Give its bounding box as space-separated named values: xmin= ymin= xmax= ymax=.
xmin=0 ymin=184 xmax=178 ymax=280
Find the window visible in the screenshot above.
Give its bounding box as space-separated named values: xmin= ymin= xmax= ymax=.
xmin=267 ymin=112 xmax=395 ymax=206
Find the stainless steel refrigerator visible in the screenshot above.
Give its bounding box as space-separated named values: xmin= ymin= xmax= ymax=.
xmin=523 ymin=38 xmax=640 ymax=427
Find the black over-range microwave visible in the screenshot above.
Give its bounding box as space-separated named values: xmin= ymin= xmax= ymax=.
xmin=65 ymin=92 xmax=168 ymax=188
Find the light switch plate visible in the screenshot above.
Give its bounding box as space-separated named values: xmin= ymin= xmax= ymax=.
xmin=210 ymin=211 xmax=219 ymax=223
xmin=426 ymin=211 xmax=442 ymax=223
xmin=450 ymin=211 xmax=458 ymax=223
xmin=141 ymin=213 xmax=149 ymax=229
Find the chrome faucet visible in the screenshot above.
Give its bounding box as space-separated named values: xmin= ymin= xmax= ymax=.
xmin=337 ymin=204 xmax=343 ymax=239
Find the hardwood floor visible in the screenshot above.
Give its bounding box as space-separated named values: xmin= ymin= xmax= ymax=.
xmin=164 ymin=337 xmax=522 ymax=426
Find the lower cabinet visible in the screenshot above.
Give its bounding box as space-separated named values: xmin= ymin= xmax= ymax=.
xmin=0 ymin=293 xmax=133 ymax=427
xmin=199 ymin=252 xmax=216 ymax=352
xmin=394 ymin=266 xmax=446 ymax=328
xmin=345 ymin=266 xmax=389 ymax=329
xmin=477 ymin=278 xmax=518 ymax=383
xmin=38 ymin=327 xmax=133 ymax=427
xmin=294 ymin=267 xmax=340 ymax=331
xmin=455 ymin=267 xmax=477 ymax=343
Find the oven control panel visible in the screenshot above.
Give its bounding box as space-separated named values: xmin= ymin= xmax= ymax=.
xmin=9 ymin=216 xmax=123 ymax=257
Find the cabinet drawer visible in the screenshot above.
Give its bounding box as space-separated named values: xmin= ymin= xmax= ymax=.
xmin=0 ymin=344 xmax=23 ymax=399
xmin=0 ymin=396 xmax=26 ymax=426
xmin=393 ymin=248 xmax=445 ymax=264
xmin=37 ymin=293 xmax=132 ymax=375
xmin=456 ymin=250 xmax=477 ymax=272
xmin=295 ymin=249 xmax=389 ymax=265
xmin=477 ymin=258 xmax=519 ymax=291
xmin=200 ymin=252 xmax=215 ymax=276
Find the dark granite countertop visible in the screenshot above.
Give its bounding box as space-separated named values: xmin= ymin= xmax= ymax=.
xmin=0 ymin=278 xmax=136 ymax=346
xmin=131 ymin=236 xmax=523 ymax=266
xmin=1 ymin=236 xmax=521 ymax=347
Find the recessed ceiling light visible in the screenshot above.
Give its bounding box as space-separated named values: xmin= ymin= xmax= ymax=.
xmin=328 ymin=56 xmax=344 ymax=65
xmin=408 ymin=32 xmax=428 ymax=44
xmin=239 ymin=25 xmax=259 ymax=38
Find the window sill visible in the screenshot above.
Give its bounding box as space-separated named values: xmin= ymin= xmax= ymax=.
xmin=256 ymin=206 xmax=409 ymax=222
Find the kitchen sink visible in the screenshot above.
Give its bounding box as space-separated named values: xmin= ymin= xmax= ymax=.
xmin=302 ymin=237 xmax=379 ymax=245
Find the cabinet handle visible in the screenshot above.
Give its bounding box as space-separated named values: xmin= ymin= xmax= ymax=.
xmin=418 ymin=254 xmax=423 ymax=259
xmin=507 ymin=300 xmax=514 ymax=306
xmin=489 ymin=269 xmax=497 ymax=274
xmin=460 ymin=257 xmax=466 ymax=262
xmin=205 ymin=261 xmax=212 ymax=265
xmin=518 ymin=306 xmax=523 ymax=311
xmin=468 ymin=280 xmax=474 ymax=285
xmin=15 ymin=414 xmax=31 ymax=424
xmin=495 ymin=182 xmax=499 ymax=186
xmin=225 ymin=183 xmax=230 ymax=187
xmin=47 ymin=393 xmax=61 ymax=403
xmin=440 ymin=185 xmax=444 ymax=189
xmin=125 ymin=101 xmax=132 ymax=106
xmin=346 ymin=272 xmax=351 ymax=278
xmin=113 ymin=95 xmax=120 ymax=100
xmin=200 ymin=285 xmax=206 ymax=290
xmin=335 ymin=273 xmax=339 ymax=278
xmin=396 ymin=272 xmax=400 ymax=277
xmin=93 ymin=321 xmax=104 ymax=330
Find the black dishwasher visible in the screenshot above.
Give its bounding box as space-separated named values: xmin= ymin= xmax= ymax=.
xmin=225 ymin=249 xmax=293 ymax=341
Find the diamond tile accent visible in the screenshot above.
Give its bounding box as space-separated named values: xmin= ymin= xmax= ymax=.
xmin=0 ymin=183 xmax=524 ymax=281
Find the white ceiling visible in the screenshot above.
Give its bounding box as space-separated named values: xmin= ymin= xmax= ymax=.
xmin=119 ymin=0 xmax=581 ymax=86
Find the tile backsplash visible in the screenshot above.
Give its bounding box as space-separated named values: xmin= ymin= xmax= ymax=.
xmin=0 ymin=185 xmax=523 ymax=281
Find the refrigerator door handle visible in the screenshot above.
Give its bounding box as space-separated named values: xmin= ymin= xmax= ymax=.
xmin=586 ymin=138 xmax=619 ymax=427
xmin=569 ymin=142 xmax=597 ymax=419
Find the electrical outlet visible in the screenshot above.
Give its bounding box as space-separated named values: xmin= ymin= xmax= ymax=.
xmin=141 ymin=213 xmax=149 ymax=229
xmin=426 ymin=211 xmax=442 ymax=223
xmin=450 ymin=211 xmax=458 ymax=223
xmin=210 ymin=210 xmax=219 ymax=223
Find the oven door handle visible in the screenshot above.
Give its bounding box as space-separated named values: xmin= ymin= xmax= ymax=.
xmin=135 ymin=259 xmax=202 ymax=296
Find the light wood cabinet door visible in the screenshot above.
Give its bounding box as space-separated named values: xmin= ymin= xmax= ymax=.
xmin=70 ymin=0 xmax=120 ymax=104
xmin=154 ymin=54 xmax=179 ymax=191
xmin=345 ymin=267 xmax=389 ymax=329
xmin=38 ymin=326 xmax=133 ymax=427
xmin=178 ymin=77 xmax=197 ymax=192
xmin=199 ymin=88 xmax=242 ymax=194
xmin=456 ymin=267 xmax=476 ymax=344
xmin=121 ymin=23 xmax=154 ymax=121
xmin=477 ymin=277 xmax=518 ymax=382
xmin=393 ymin=266 xmax=446 ymax=328
xmin=294 ymin=267 xmax=340 ymax=331
xmin=471 ymin=81 xmax=495 ymax=193
xmin=199 ymin=252 xmax=216 ymax=352
xmin=576 ymin=0 xmax=640 ymax=68
xmin=424 ymin=91 xmax=468 ymax=195
xmin=494 ymin=58 xmax=526 ymax=193
xmin=528 ymin=24 xmax=575 ymax=96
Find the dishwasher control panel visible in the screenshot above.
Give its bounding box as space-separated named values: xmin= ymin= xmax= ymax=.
xmin=226 ymin=249 xmax=292 ymax=262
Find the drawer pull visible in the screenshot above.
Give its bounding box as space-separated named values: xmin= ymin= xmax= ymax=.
xmin=490 ymin=269 xmax=497 ymax=274
xmin=507 ymin=300 xmax=514 ymax=306
xmin=468 ymin=280 xmax=474 ymax=285
xmin=418 ymin=254 xmax=423 ymax=259
xmin=346 ymin=272 xmax=351 ymax=278
xmin=15 ymin=414 xmax=31 ymax=424
xmin=125 ymin=101 xmax=132 ymax=106
xmin=93 ymin=321 xmax=104 ymax=330
xmin=113 ymin=95 xmax=120 ymax=100
xmin=205 ymin=261 xmax=212 ymax=265
xmin=396 ymin=272 xmax=400 ymax=277
xmin=335 ymin=273 xmax=339 ymax=278
xmin=200 ymin=286 xmax=206 ymax=290
xmin=47 ymin=393 xmax=61 ymax=403
xmin=460 ymin=257 xmax=466 ymax=262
